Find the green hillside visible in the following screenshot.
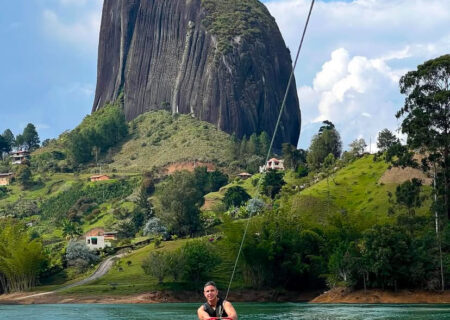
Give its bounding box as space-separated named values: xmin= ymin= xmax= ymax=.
xmin=106 ymin=111 xmax=236 ymax=172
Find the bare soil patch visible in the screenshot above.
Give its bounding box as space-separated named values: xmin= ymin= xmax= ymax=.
xmin=164 ymin=161 xmax=215 ymax=175
xmin=312 ymin=287 xmax=450 ymax=304
xmin=379 ymin=166 xmax=432 ymax=185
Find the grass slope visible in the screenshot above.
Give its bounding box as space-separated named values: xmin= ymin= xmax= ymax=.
xmin=107 ymin=111 xmax=236 ymax=173
xmin=283 ymin=155 xmax=431 ymax=230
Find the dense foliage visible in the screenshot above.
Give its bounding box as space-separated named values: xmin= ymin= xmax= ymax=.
xmin=0 ymin=219 xmax=48 ymax=293
xmin=397 ymin=54 xmax=450 ymax=221
xmin=66 ymin=103 xmax=128 ymax=164
xmin=142 ymin=239 xmax=217 ymax=286
xmin=40 ymin=178 xmax=135 ymax=221
xmin=307 ymin=121 xmax=342 ymax=170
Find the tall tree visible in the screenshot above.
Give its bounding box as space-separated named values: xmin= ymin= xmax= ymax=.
xmin=261 ymin=169 xmax=285 ymax=199
xmin=377 ymin=129 xmax=398 ymax=152
xmin=22 ymin=123 xmax=40 ymax=151
xmin=282 ymin=143 xmax=306 ymax=170
xmin=223 ymin=186 xmax=251 ymax=208
xmin=349 ymin=138 xmax=367 ymax=157
xmin=307 ymin=121 xmax=342 ymax=170
xmin=157 ymin=171 xmax=203 ymax=236
xmin=1 ymin=129 xmax=14 ymax=153
xmin=395 ymin=178 xmax=423 ymax=216
xmin=247 ymin=133 xmax=260 ymax=155
xmin=259 ymin=131 xmax=270 ymax=158
xmin=15 ymin=134 xmax=24 ymax=150
xmin=0 ymin=136 xmax=9 ymax=158
xmin=397 ymin=54 xmax=450 ymax=220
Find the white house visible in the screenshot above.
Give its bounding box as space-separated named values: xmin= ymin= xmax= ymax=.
xmin=84 ymin=228 xmax=114 ymax=250
xmin=86 ymin=235 xmax=110 ymax=250
xmin=259 ymin=158 xmax=285 ymax=173
xmin=10 ymin=150 xmax=30 ymax=165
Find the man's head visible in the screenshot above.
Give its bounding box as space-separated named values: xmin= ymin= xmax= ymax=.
xmin=203 ymin=281 xmax=218 ymax=303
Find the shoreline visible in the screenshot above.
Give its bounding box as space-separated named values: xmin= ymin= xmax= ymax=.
xmin=2 ymin=288 xmax=450 ymax=305
xmin=311 ymin=287 xmax=450 ymax=304
xmin=0 ymin=290 xmax=318 ymax=305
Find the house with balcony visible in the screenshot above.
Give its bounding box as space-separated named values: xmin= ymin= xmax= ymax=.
xmin=259 ymin=158 xmax=285 ymax=173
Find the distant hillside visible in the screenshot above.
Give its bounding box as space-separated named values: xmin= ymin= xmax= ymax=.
xmin=282 ymin=155 xmax=431 ymax=230
xmin=203 ymin=155 xmax=431 ymax=230
xmin=34 ymin=110 xmax=238 ymax=174
xmin=106 ymin=110 xmax=237 ymax=173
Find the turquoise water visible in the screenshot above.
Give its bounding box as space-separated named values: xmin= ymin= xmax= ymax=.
xmin=1 ymin=303 xmax=450 ymax=319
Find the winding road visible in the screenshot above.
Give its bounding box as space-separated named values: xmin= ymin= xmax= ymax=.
xmin=15 ymin=252 xmax=128 ymax=301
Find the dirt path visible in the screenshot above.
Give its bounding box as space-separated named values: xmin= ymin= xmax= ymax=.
xmin=15 ymin=252 xmax=128 ymax=301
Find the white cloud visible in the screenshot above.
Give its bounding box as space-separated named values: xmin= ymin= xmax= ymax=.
xmin=264 ymin=0 xmax=450 ymax=149
xmin=298 ymin=48 xmax=404 ymax=149
xmin=42 ymin=2 xmax=102 ymax=53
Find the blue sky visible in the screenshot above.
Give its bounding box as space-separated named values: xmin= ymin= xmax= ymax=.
xmin=1 ymin=0 xmax=449 ymax=151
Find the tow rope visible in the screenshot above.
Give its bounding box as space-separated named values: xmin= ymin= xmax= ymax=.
xmin=222 ymin=0 xmax=316 ymax=307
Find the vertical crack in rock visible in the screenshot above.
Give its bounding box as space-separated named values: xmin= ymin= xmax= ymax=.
xmin=172 ymin=20 xmax=195 ymax=115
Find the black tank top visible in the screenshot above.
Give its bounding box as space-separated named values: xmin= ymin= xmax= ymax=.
xmin=203 ymin=297 xmax=228 ymax=318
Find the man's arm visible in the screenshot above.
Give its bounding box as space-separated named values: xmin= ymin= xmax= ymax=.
xmin=223 ymin=300 xmax=238 ymax=320
xmin=197 ymin=305 xmax=210 ymax=320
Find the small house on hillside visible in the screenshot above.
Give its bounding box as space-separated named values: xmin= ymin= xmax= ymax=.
xmin=237 ymin=172 xmax=252 ymax=180
xmin=90 ymin=174 xmax=110 ymax=182
xmin=0 ymin=173 xmax=14 ymax=186
xmin=259 ymin=158 xmax=285 ymax=173
xmin=84 ymin=227 xmax=116 ymax=250
xmin=10 ymin=150 xmax=30 ymax=165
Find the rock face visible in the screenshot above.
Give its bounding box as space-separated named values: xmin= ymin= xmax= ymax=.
xmin=93 ymin=0 xmax=301 ymax=148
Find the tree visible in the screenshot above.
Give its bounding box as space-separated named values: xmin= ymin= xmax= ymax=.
xmin=319 ymin=120 xmax=335 ymax=133
xmin=66 ymin=104 xmax=128 ymax=164
xmin=239 ymin=135 xmax=248 ymax=157
xmin=0 ymin=219 xmax=48 ymax=293
xmin=282 ymin=143 xmax=306 ymax=170
xmin=62 ymin=220 xmax=82 ymax=239
xmin=397 ymin=54 xmax=450 ymax=220
xmin=395 ymin=178 xmax=423 ymax=216
xmin=245 ymin=198 xmax=265 ymax=216
xmin=137 ymin=187 xmax=153 ymax=220
xmin=157 ymin=171 xmax=204 ymax=236
xmin=143 ymin=217 xmax=167 ymax=237
xmin=247 ymin=133 xmax=260 ymax=155
xmin=142 ymin=251 xmax=168 ymax=284
xmin=15 ymin=134 xmax=24 ymax=150
xmin=222 ymin=186 xmax=251 ymax=208
xmin=261 ymin=169 xmax=285 ymax=199
xmin=377 ymin=129 xmax=398 ymax=152
xmin=22 ymin=123 xmax=40 ymax=151
xmin=2 ymin=129 xmax=15 ymax=151
xmin=180 ymin=240 xmax=217 ymax=286
xmin=307 ymin=121 xmax=342 ymax=170
xmin=349 ymin=138 xmax=367 ymax=157
xmin=207 ymin=170 xmax=228 ymax=192
xmin=0 ymin=136 xmax=9 ymax=158
xmin=259 ymin=131 xmax=270 ymax=157
xmin=65 ymin=241 xmax=99 ymax=272
xmin=15 ymin=164 xmax=32 ymax=189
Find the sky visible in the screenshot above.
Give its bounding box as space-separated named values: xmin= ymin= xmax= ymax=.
xmin=0 ymin=0 xmax=449 ymax=151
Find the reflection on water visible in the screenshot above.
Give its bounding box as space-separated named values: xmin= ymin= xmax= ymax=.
xmin=1 ymin=303 xmax=450 ymax=320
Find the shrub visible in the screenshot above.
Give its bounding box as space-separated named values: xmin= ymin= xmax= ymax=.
xmin=66 ymin=241 xmax=99 ymax=272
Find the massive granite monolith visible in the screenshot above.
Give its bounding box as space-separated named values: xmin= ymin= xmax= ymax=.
xmin=93 ymin=0 xmax=301 ymax=148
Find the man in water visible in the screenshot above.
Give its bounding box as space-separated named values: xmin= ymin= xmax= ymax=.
xmin=197 ymin=281 xmax=238 ymax=320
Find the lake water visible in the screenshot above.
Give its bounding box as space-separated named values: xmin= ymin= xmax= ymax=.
xmin=1 ymin=303 xmax=450 ymax=320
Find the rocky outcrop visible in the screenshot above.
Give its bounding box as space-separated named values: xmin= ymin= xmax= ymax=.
xmin=93 ymin=0 xmax=301 ymax=148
